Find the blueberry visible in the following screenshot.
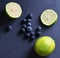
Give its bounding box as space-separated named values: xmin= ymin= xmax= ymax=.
xmin=26 ymin=26 xmax=32 ymax=32
xmin=35 ymin=31 xmax=41 ymax=36
xmin=26 ymin=13 xmax=33 ymax=19
xmin=22 ymin=24 xmax=27 ymax=29
xmin=25 ymin=33 xmax=30 ymax=38
xmin=30 ymin=32 xmax=35 ymax=36
xmin=36 ymin=26 xmax=41 ymax=31
xmin=21 ymin=19 xmax=26 ymax=24
xmin=6 ymin=25 xmax=12 ymax=31
xmin=26 ymin=22 xmax=31 ymax=26
xmin=27 ymin=19 xmax=31 ymax=22
xmin=20 ymin=27 xmax=26 ymax=33
xmin=30 ymin=35 xmax=35 ymax=40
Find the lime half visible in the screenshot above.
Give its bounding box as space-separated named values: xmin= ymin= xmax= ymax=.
xmin=40 ymin=9 xmax=58 ymax=26
xmin=34 ymin=36 xmax=55 ymax=56
xmin=5 ymin=2 xmax=22 ymax=19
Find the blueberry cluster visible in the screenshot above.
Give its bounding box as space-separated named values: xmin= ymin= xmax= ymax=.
xmin=20 ymin=14 xmax=41 ymax=41
xmin=5 ymin=14 xmax=41 ymax=41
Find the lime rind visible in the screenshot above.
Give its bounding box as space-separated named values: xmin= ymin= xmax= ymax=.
xmin=40 ymin=9 xmax=58 ymax=26
xmin=34 ymin=36 xmax=55 ymax=56
xmin=5 ymin=2 xmax=22 ymax=19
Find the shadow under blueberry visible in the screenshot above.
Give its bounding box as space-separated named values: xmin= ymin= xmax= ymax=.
xmin=17 ymin=30 xmax=23 ymax=35
xmin=26 ymin=48 xmax=48 ymax=58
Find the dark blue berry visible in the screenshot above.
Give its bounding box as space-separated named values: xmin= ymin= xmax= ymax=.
xmin=22 ymin=24 xmax=27 ymax=29
xmin=20 ymin=27 xmax=26 ymax=33
xmin=30 ymin=32 xmax=35 ymax=36
xmin=27 ymin=19 xmax=31 ymax=22
xmin=26 ymin=13 xmax=33 ymax=19
xmin=25 ymin=33 xmax=30 ymax=38
xmin=26 ymin=26 xmax=32 ymax=32
xmin=36 ymin=26 xmax=41 ymax=31
xmin=21 ymin=19 xmax=26 ymax=24
xmin=30 ymin=35 xmax=35 ymax=40
xmin=35 ymin=31 xmax=41 ymax=36
xmin=26 ymin=22 xmax=31 ymax=26
xmin=7 ymin=25 xmax=12 ymax=31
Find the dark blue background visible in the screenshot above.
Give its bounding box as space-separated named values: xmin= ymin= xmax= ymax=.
xmin=0 ymin=0 xmax=60 ymax=58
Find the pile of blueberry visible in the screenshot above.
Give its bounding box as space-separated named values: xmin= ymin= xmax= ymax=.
xmin=20 ymin=14 xmax=41 ymax=41
xmin=5 ymin=13 xmax=41 ymax=41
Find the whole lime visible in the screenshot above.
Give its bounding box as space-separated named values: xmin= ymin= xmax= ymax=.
xmin=34 ymin=36 xmax=55 ymax=56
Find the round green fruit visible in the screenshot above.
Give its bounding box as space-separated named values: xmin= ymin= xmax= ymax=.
xmin=40 ymin=9 xmax=58 ymax=26
xmin=34 ymin=36 xmax=55 ymax=56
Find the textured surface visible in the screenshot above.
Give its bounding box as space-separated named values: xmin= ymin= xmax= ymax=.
xmin=0 ymin=0 xmax=59 ymax=58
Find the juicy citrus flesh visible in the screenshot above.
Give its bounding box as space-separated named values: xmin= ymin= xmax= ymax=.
xmin=6 ymin=2 xmax=22 ymax=18
xmin=40 ymin=9 xmax=58 ymax=26
xmin=34 ymin=36 xmax=55 ymax=56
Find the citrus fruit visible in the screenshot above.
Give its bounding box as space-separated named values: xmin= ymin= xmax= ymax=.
xmin=40 ymin=9 xmax=58 ymax=26
xmin=34 ymin=36 xmax=55 ymax=56
xmin=5 ymin=2 xmax=22 ymax=19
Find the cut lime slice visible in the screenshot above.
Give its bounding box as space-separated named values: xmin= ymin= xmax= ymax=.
xmin=5 ymin=2 xmax=22 ymax=19
xmin=40 ymin=9 xmax=58 ymax=26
